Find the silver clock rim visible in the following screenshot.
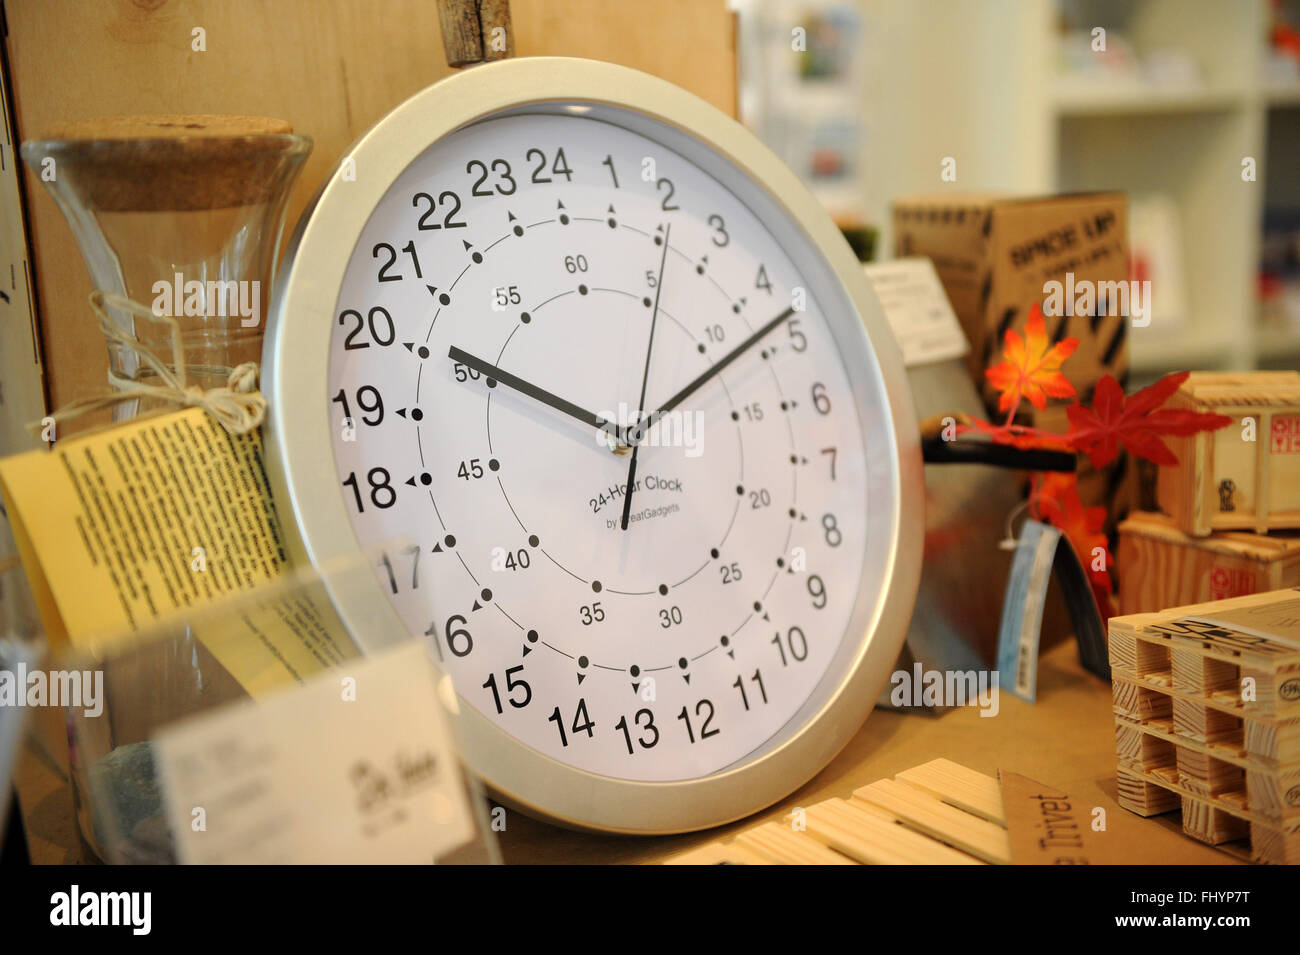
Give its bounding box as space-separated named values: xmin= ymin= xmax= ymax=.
xmin=262 ymin=56 xmax=923 ymax=834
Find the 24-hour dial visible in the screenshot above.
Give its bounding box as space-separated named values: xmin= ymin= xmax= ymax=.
xmin=328 ymin=109 xmax=869 ymax=782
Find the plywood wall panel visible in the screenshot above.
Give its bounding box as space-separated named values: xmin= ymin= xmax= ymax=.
xmin=3 ymin=0 xmax=736 ymax=429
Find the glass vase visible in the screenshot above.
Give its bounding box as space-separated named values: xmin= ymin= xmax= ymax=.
xmin=22 ymin=116 xmax=311 ymax=421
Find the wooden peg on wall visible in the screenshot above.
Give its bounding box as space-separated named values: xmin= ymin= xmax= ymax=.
xmin=437 ymin=0 xmax=514 ymax=67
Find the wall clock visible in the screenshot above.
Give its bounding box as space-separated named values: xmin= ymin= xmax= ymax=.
xmin=263 ymin=57 xmax=922 ymax=834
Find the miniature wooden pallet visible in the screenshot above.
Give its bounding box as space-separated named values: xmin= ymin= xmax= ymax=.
xmin=1109 ymin=587 xmax=1300 ymax=863
xmin=664 ymin=758 xmax=1011 ymax=865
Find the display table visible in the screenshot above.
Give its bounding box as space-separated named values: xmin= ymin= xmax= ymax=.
xmin=12 ymin=641 xmax=1236 ymax=865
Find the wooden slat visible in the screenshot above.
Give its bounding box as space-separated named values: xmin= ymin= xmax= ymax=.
xmin=1181 ymin=796 xmax=1249 ymax=846
xmin=851 ymin=778 xmax=1012 ymax=864
xmin=802 ymin=798 xmax=985 ymax=865
xmin=895 ymin=758 xmax=1005 ymax=824
xmin=734 ymin=822 xmax=857 ymax=866
xmin=662 ymin=841 xmax=772 ymax=865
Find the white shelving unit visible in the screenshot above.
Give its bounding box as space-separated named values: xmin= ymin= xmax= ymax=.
xmin=791 ymin=0 xmax=1300 ymax=381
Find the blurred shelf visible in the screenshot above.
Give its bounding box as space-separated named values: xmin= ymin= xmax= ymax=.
xmin=1256 ymin=326 xmax=1300 ymax=359
xmin=1054 ymin=81 xmax=1244 ymax=116
xmin=1129 ymin=332 xmax=1241 ymax=373
xmin=1262 ymin=82 xmax=1300 ymax=106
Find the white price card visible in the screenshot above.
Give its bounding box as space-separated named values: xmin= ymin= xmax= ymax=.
xmin=153 ymin=639 xmax=475 ymax=864
xmin=863 ymin=257 xmax=969 ymax=368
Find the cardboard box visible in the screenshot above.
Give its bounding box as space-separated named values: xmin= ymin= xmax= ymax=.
xmin=893 ymin=192 xmax=1129 ymax=418
xmin=1155 ymin=372 xmax=1300 ymax=536
xmin=1117 ymin=511 xmax=1300 ymax=615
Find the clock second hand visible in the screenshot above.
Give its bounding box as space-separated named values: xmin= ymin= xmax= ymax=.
xmin=620 ymin=223 xmax=672 ymax=531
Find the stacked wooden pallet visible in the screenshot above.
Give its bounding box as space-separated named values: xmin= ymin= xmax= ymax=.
xmin=665 ymin=758 xmax=1011 ymax=865
xmin=1109 ymin=587 xmax=1300 ymax=864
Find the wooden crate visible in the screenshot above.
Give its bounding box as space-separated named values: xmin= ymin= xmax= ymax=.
xmin=1155 ymin=372 xmax=1300 ymax=536
xmin=1110 ymin=587 xmax=1300 ymax=862
xmin=1118 ymin=511 xmax=1300 ymax=615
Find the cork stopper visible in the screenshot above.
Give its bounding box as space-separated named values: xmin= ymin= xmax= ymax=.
xmin=30 ymin=114 xmax=308 ymax=212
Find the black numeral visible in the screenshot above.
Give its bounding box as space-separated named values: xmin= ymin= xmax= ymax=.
xmin=424 ymin=614 xmax=473 ymax=661
xmin=339 ymin=307 xmax=395 ymax=350
xmin=483 ymin=665 xmax=531 ymax=713
xmin=413 ymin=190 xmax=466 ymax=230
xmin=342 ymin=467 xmax=395 ymax=512
xmin=823 ymin=513 xmax=842 ymax=547
xmin=526 ymin=147 xmax=573 ymax=184
xmin=677 ymin=699 xmax=719 ymax=743
xmin=812 ymin=382 xmax=832 ymax=415
xmin=708 ymin=213 xmax=729 ymax=247
xmin=549 ymin=698 xmax=594 ymax=747
xmin=615 ymin=709 xmax=659 ymax=754
xmin=807 ymin=573 xmax=827 ymax=609
xmin=771 ymin=626 xmax=808 ymax=666
xmin=332 ymin=385 xmax=384 ymax=426
xmin=467 ymin=158 xmax=517 ymax=196
xmin=657 ymin=177 xmax=678 ymax=211
xmin=378 ymin=544 xmax=419 ymax=593
xmin=733 ymin=669 xmax=767 ymax=710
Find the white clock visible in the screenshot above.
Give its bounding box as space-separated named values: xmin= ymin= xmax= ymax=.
xmin=263 ymin=58 xmax=922 ymax=833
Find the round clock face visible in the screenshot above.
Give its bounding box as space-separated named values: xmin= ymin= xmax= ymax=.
xmin=329 ymin=109 xmax=868 ymax=783
xmin=266 ymin=59 xmax=920 ymax=830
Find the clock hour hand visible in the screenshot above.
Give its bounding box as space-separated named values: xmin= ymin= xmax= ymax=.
xmin=628 ymin=305 xmax=796 ymax=445
xmin=448 ymin=344 xmax=624 ymax=444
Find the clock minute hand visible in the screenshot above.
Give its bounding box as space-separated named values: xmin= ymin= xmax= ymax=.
xmin=629 ymin=305 xmax=796 ymax=445
xmin=447 ymin=345 xmax=624 ymax=443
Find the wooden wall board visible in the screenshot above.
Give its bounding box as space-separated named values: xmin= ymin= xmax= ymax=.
xmin=2 ymin=0 xmax=737 ymax=432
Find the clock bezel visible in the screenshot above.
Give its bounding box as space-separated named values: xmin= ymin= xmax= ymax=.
xmin=263 ymin=56 xmax=923 ymax=834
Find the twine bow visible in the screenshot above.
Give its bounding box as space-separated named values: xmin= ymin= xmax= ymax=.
xmin=35 ymin=291 xmax=267 ymax=436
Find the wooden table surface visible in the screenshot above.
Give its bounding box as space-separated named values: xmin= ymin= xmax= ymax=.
xmin=13 ymin=640 xmax=1237 ymax=865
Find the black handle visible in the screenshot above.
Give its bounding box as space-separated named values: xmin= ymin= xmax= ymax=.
xmin=921 ymin=435 xmax=1077 ymax=472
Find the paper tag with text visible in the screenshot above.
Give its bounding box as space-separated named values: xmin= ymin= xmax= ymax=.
xmin=863 ymin=257 xmax=969 ymax=367
xmin=996 ymin=519 xmax=1109 ymax=702
xmin=153 ymin=639 xmax=478 ymax=864
xmin=0 ymin=408 xmax=357 ymax=694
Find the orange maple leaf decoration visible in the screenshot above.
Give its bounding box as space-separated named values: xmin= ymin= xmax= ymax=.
xmin=984 ymin=304 xmax=1079 ymax=417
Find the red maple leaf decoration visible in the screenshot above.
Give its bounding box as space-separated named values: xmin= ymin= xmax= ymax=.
xmin=1065 ymin=372 xmax=1233 ymax=470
